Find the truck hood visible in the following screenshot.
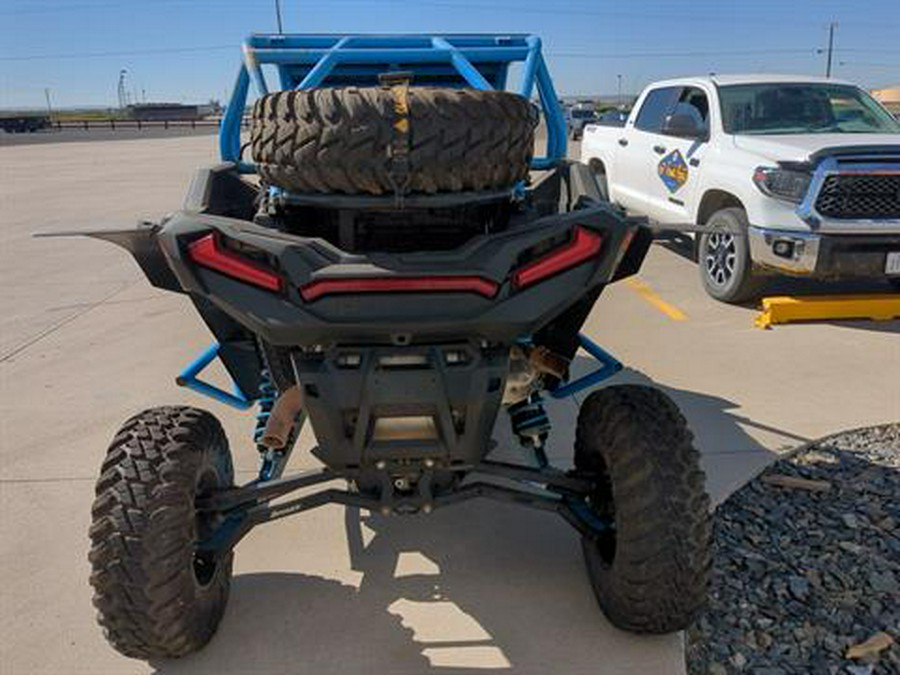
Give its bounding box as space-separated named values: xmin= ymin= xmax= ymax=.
xmin=731 ymin=133 xmax=900 ymax=163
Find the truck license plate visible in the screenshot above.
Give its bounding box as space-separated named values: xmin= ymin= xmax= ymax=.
xmin=887 ymin=252 xmax=900 ymax=276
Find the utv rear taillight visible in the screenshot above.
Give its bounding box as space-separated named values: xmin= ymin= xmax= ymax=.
xmin=512 ymin=227 xmax=603 ymax=289
xmin=187 ymin=234 xmax=282 ymax=293
xmin=299 ymin=275 xmax=499 ymax=302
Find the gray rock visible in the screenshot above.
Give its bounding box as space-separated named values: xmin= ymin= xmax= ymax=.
xmin=845 ymin=666 xmax=873 ymax=675
xmin=788 ymin=575 xmax=809 ymax=599
xmin=868 ymin=570 xmax=899 ymax=594
xmin=684 ymin=424 xmax=900 ymax=675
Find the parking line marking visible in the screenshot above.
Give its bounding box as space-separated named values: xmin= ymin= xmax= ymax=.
xmin=625 ymin=277 xmax=688 ymax=321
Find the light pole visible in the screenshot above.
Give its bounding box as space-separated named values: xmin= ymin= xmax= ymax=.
xmin=117 ymin=69 xmax=128 ymax=110
xmin=44 ymin=88 xmax=54 ymax=122
xmin=616 ymin=74 xmax=622 ymax=107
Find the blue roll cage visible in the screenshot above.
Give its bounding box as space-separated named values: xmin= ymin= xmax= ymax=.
xmin=220 ymin=33 xmax=567 ymax=171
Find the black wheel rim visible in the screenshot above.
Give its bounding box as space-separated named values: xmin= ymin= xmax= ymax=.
xmin=579 ymin=457 xmax=617 ymax=565
xmin=193 ymin=470 xmax=221 ymax=588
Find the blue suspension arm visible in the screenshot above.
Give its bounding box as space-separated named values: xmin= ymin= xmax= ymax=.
xmin=176 ymin=342 xmax=254 ymax=410
xmin=549 ymin=334 xmax=623 ymax=399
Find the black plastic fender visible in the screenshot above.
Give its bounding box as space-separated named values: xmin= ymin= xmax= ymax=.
xmin=36 ymin=224 xmax=185 ymax=293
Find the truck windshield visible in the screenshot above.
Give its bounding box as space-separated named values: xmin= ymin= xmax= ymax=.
xmin=719 ymin=83 xmax=900 ymax=135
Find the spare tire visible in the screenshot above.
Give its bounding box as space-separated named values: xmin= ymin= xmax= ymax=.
xmin=250 ymin=87 xmax=538 ymax=195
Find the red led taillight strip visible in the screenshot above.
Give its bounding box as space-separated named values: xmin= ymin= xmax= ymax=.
xmin=300 ymin=275 xmax=499 ymax=302
xmin=512 ymin=227 xmax=603 ymax=289
xmin=187 ymin=233 xmax=282 ymax=293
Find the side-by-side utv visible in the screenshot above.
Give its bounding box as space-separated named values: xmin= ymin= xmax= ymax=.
xmin=72 ymin=34 xmax=710 ymax=659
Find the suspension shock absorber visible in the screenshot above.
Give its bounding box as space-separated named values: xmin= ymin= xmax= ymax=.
xmin=508 ymin=392 xmax=552 ymax=468
xmin=254 ymin=369 xmax=277 ymax=447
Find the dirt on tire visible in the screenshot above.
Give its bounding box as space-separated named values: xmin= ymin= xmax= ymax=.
xmin=250 ymin=87 xmax=538 ymax=195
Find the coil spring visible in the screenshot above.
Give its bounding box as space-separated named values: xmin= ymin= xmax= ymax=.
xmin=509 ymin=393 xmax=551 ymax=468
xmin=508 ymin=393 xmax=551 ymax=445
xmin=254 ymin=369 xmax=277 ymax=447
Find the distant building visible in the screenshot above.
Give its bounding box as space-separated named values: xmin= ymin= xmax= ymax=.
xmin=126 ymin=103 xmax=202 ymax=121
xmin=871 ymin=85 xmax=900 ymax=113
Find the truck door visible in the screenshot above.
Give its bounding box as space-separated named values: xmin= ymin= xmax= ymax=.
xmin=610 ymin=86 xmax=681 ymax=212
xmin=643 ymin=86 xmax=711 ymax=224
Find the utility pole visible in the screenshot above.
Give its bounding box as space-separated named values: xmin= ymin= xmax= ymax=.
xmin=616 ymin=74 xmax=622 ymax=107
xmin=825 ymin=22 xmax=836 ymax=77
xmin=275 ymin=0 xmax=283 ymax=34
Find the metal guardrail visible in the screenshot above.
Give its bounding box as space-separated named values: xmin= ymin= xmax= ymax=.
xmin=47 ymin=118 xmax=250 ymax=131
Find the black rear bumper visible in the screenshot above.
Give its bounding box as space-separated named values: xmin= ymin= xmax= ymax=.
xmin=154 ymin=201 xmax=648 ymax=346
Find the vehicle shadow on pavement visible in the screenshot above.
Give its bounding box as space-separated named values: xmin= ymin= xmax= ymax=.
xmin=149 ymin=366 xmax=792 ymax=675
xmin=653 ymin=235 xmax=900 ymax=331
xmin=151 ymin=500 xmax=681 ymax=675
xmin=568 ymin=360 xmax=800 ymax=502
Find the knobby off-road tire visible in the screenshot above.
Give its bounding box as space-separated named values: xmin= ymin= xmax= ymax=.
xmin=250 ymin=87 xmax=538 ymax=195
xmin=88 ymin=407 xmax=235 ymax=659
xmin=574 ymin=385 xmax=711 ymax=634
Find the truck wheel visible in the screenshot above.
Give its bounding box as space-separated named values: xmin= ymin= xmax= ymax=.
xmin=698 ymin=207 xmax=763 ymax=303
xmin=250 ymin=87 xmax=537 ymax=195
xmin=89 ymin=407 xmax=234 ymax=659
xmin=575 ymin=385 xmax=711 ymax=634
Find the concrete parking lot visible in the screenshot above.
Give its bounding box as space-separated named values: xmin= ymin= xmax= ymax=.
xmin=1 ymin=135 xmax=898 ymax=674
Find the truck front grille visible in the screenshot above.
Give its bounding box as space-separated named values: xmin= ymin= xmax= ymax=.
xmin=815 ymin=174 xmax=900 ymax=220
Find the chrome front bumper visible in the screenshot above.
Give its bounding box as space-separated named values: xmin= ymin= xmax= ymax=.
xmin=748 ymin=227 xmax=821 ymax=275
xmin=749 ymin=226 xmax=900 ymax=278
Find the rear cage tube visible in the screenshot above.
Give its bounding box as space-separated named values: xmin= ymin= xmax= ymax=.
xmin=220 ymin=33 xmax=567 ymax=172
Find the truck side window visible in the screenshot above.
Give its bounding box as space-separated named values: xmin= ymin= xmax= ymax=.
xmin=663 ymin=86 xmax=710 ymax=137
xmin=634 ymin=87 xmax=681 ymax=133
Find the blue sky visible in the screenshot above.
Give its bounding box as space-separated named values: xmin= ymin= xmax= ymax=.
xmin=1 ymin=0 xmax=898 ymax=109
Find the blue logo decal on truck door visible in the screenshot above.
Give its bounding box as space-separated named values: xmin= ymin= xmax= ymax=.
xmin=658 ymin=149 xmax=689 ymax=193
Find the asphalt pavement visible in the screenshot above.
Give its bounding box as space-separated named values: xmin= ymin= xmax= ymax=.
xmin=1 ymin=134 xmax=897 ymax=675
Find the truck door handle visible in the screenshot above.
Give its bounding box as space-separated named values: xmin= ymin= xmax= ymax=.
xmin=689 ymin=158 xmax=700 ymax=167
xmin=653 ymin=145 xmax=666 ymax=155
xmin=618 ymin=138 xmax=628 ymax=147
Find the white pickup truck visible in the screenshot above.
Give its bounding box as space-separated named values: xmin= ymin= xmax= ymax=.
xmin=580 ymin=74 xmax=900 ymax=302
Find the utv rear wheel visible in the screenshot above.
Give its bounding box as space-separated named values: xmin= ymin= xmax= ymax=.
xmin=574 ymin=385 xmax=711 ymax=634
xmin=88 ymin=406 xmax=234 ymax=659
xmin=250 ymin=87 xmax=537 ymax=195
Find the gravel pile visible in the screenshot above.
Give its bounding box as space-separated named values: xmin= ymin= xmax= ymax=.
xmin=686 ymin=424 xmax=899 ymax=675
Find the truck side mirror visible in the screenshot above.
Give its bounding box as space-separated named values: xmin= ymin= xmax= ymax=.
xmin=662 ymin=113 xmax=705 ymax=139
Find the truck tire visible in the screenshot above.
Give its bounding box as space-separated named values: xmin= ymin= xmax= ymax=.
xmin=698 ymin=207 xmax=763 ymax=303
xmin=575 ymin=385 xmax=711 ymax=634
xmin=250 ymin=87 xmax=538 ymax=195
xmin=89 ymin=407 xmax=234 ymax=659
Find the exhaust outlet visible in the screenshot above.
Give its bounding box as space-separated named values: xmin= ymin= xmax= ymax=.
xmin=260 ymin=385 xmax=304 ymax=449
